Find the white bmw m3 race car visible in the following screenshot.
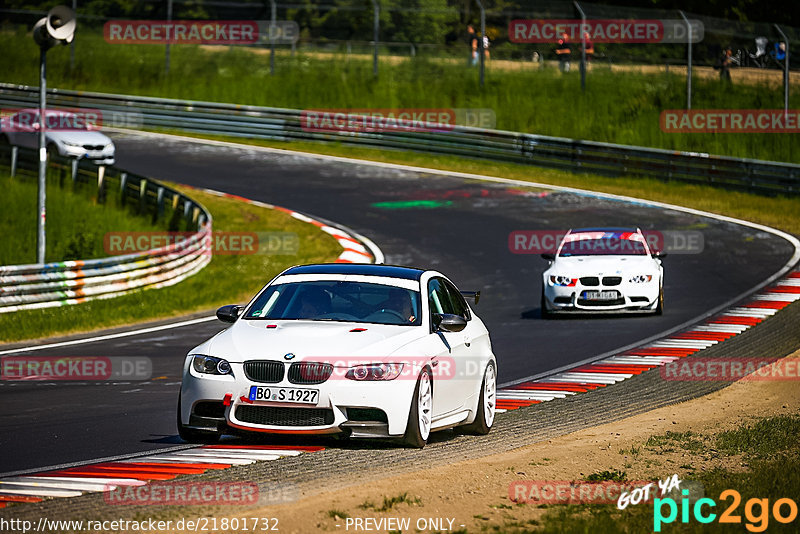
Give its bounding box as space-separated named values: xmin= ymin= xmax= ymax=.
xmin=178 ymin=264 xmax=497 ymax=448
xmin=541 ymin=228 xmax=666 ymax=316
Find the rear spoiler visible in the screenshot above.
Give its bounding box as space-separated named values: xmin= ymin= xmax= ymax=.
xmin=460 ymin=290 xmax=480 ymax=305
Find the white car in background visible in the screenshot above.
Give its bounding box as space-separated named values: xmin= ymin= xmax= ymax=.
xmin=541 ymin=228 xmax=666 ymax=316
xmin=1 ymin=108 xmax=115 ymax=165
xmin=178 ymin=263 xmax=497 ymax=448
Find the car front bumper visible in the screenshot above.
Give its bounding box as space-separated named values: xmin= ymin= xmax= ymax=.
xmin=543 ymin=279 xmax=660 ymax=312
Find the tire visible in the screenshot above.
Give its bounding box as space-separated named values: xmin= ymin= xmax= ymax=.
xmin=459 ymin=362 xmax=496 ymax=435
xmin=176 ymin=390 xmax=222 ymax=443
xmin=655 ymin=285 xmax=664 ymax=316
xmin=541 ymin=289 xmax=551 ymax=320
xmin=403 ymin=367 xmax=433 ymax=448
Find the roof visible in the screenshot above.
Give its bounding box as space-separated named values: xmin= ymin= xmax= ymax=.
xmin=283 ymin=264 xmax=425 ymax=281
xmin=571 ymin=227 xmax=639 ymax=234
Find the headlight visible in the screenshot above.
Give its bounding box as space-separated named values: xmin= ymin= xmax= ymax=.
xmin=549 ymin=275 xmax=577 ymax=287
xmin=629 ymin=275 xmax=653 ymax=283
xmin=345 ymin=363 xmax=403 ymax=381
xmin=192 ymin=355 xmax=233 ymax=375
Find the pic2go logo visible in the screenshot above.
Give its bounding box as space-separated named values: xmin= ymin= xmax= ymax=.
xmin=654 ymin=489 xmax=798 ymax=532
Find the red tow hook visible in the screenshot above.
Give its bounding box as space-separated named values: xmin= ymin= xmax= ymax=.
xmin=239 ymin=395 xmax=254 ymax=404
xmin=222 ymin=393 xmax=233 ymax=406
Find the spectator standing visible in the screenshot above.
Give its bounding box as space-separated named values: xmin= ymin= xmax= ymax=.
xmin=582 ymin=32 xmax=594 ymax=62
xmin=467 ymin=25 xmax=478 ymax=66
xmin=556 ymin=32 xmax=571 ymax=72
xmin=719 ymin=47 xmax=733 ymax=82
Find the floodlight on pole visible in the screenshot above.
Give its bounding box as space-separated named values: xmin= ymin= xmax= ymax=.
xmin=33 ymin=5 xmax=76 ymax=265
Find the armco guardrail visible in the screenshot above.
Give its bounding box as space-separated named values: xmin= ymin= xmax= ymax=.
xmin=1 ymin=83 xmax=798 ymax=196
xmin=0 ymin=143 xmax=212 ymax=313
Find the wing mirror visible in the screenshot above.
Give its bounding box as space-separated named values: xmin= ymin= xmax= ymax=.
xmin=460 ymin=290 xmax=481 ymax=305
xmin=652 ymin=251 xmax=668 ymax=260
xmin=541 ymin=253 xmax=556 ymax=261
xmin=433 ymin=313 xmax=467 ymax=333
xmin=216 ymin=304 xmax=242 ymax=323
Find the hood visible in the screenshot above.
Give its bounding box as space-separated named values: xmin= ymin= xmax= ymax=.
xmin=48 ymin=130 xmax=113 ymax=146
xmin=549 ymin=255 xmax=658 ymax=276
xmin=199 ymin=320 xmax=425 ymax=363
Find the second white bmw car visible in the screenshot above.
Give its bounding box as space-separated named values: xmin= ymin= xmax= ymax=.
xmin=541 ymin=228 xmax=666 ymax=316
xmin=178 ymin=263 xmax=497 ymax=448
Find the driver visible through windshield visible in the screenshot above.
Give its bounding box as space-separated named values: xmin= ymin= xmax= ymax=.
xmin=244 ymin=280 xmax=421 ymax=326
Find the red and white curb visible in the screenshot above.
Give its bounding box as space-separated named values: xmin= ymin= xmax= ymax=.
xmin=183 ymin=186 xmax=379 ymax=264
xmin=0 ymin=445 xmax=323 ymax=507
xmin=496 ymin=270 xmax=800 ymax=412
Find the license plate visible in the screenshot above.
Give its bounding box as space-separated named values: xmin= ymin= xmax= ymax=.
xmin=248 ymin=386 xmax=319 ymax=404
xmin=582 ymin=290 xmax=619 ymax=301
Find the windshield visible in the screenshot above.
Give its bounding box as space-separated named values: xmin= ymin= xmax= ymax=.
xmin=243 ymin=280 xmax=422 ymax=326
xmin=559 ymin=235 xmax=648 ymax=257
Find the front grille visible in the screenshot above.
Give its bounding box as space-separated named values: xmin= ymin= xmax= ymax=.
xmin=554 ymin=296 xmax=572 ymax=304
xmin=82 ymin=144 xmax=105 ymax=151
xmin=602 ymin=276 xmax=622 ymax=286
xmin=288 ymin=362 xmax=333 ymax=384
xmin=630 ymin=296 xmax=649 ymax=302
xmin=580 ymin=277 xmax=599 ymax=286
xmin=577 ymin=297 xmax=625 ymax=307
xmin=244 ymin=361 xmax=285 ymax=383
xmin=235 ymin=405 xmax=334 ymax=427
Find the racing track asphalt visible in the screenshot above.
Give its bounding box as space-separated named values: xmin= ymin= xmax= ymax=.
xmin=0 ymin=132 xmax=794 ymax=474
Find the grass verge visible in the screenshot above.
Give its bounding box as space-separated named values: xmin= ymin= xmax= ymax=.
xmin=0 ymin=28 xmax=798 ymax=163
xmin=510 ymin=413 xmax=800 ymax=533
xmin=0 ymin=170 xmax=164 ymax=265
xmin=0 ymin=182 xmax=342 ymax=343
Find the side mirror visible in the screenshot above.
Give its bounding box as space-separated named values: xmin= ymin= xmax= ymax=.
xmin=433 ymin=313 xmax=467 ymax=333
xmin=541 ymin=253 xmax=556 ymax=261
xmin=652 ymin=251 xmax=668 ymax=260
xmin=216 ymin=304 xmax=242 ymax=323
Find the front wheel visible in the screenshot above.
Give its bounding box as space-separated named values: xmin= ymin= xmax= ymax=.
xmin=403 ymin=367 xmax=433 ymax=448
xmin=459 ymin=362 xmax=496 ymax=435
xmin=655 ymin=286 xmax=664 ymax=316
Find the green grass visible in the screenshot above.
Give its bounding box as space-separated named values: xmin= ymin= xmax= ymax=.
xmin=0 ymin=171 xmax=164 ymax=265
xmin=645 ymin=431 xmax=706 ymax=454
xmin=1 ymin=27 xmax=798 ymax=164
xmin=524 ymin=414 xmax=800 ymax=534
xmin=359 ymin=492 xmax=422 ymax=512
xmin=0 ymin=182 xmax=342 ymax=343
xmin=583 ymin=469 xmax=627 ymax=482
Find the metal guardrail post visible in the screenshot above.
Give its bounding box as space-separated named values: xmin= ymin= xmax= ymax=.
xmin=371 ymin=0 xmax=379 ymax=77
xmin=165 ymin=0 xmax=172 ymax=74
xmin=156 ymin=186 xmax=164 ymax=220
xmin=476 ymin=0 xmax=485 ymax=86
xmin=10 ymin=146 xmax=18 ymax=178
xmin=574 ymin=1 xmax=586 ymax=92
xmin=270 ymin=0 xmax=276 ymax=76
xmin=37 ymin=46 xmax=47 ymax=265
xmin=774 ymin=24 xmax=790 ymax=117
xmin=70 ymin=158 xmax=78 ymax=182
xmin=119 ymin=171 xmax=127 ymax=203
xmin=97 ymin=165 xmax=105 ymax=201
xmin=678 ymin=10 xmax=692 ymax=110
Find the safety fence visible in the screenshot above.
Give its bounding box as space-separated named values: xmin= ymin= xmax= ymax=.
xmin=0 ymin=142 xmax=212 ymax=313
xmin=0 ymin=84 xmax=797 ymax=196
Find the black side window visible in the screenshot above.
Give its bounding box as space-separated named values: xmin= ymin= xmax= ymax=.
xmin=443 ymin=280 xmax=470 ymax=320
xmin=428 ymin=278 xmax=456 ymax=316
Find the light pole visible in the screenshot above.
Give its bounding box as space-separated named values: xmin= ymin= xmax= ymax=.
xmin=32 ymin=6 xmax=76 ymax=265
